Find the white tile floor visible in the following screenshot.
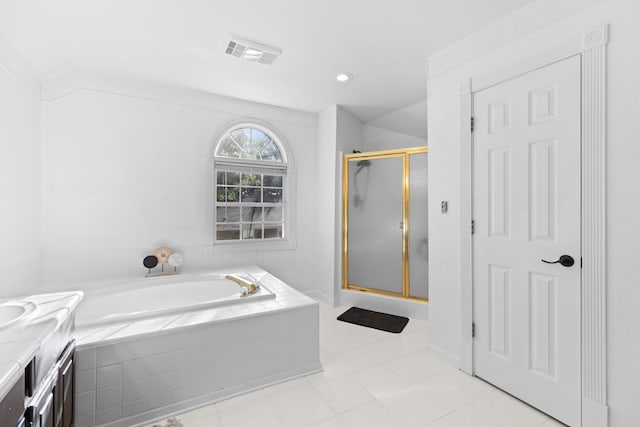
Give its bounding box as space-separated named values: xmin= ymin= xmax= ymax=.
xmin=145 ymin=302 xmax=566 ymax=427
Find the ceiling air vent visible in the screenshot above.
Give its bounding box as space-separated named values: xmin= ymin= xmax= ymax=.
xmin=225 ymin=36 xmax=282 ymax=65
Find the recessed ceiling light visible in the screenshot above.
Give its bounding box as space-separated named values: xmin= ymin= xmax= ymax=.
xmin=336 ymin=73 xmax=353 ymax=82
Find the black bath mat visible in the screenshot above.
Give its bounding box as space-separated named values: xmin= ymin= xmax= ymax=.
xmin=337 ymin=307 xmax=409 ymax=333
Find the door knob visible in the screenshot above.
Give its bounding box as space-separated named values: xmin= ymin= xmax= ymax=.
xmin=541 ymin=255 xmax=575 ymax=267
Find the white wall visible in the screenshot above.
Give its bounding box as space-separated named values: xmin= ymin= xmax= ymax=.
xmin=314 ymin=105 xmax=338 ymax=303
xmin=39 ymin=77 xmax=319 ymax=295
xmin=314 ymin=105 xmax=370 ymax=304
xmin=426 ymin=0 xmax=640 ymax=424
xmin=0 ymin=38 xmax=42 ymax=298
xmin=337 ymin=106 xmax=364 ymax=153
xmin=365 ymin=100 xmax=428 ymax=140
xmin=334 ymin=107 xmax=364 ymax=300
xmin=363 ymin=125 xmax=426 ymax=152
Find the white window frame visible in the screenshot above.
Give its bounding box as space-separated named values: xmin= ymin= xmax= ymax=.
xmin=212 ymin=122 xmax=296 ymax=251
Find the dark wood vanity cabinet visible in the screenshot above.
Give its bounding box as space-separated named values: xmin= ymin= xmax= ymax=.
xmin=0 ymin=307 xmax=77 ymax=427
xmin=24 ymin=369 xmax=56 ymax=427
xmin=54 ymin=342 xmax=75 ymax=427
xmin=13 ymin=340 xmax=75 ymax=427
xmin=39 ymin=393 xmax=55 ymax=427
xmin=0 ymin=372 xmax=25 ymax=427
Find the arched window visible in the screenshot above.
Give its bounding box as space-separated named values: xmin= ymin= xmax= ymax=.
xmin=214 ymin=123 xmax=288 ymax=242
xmin=215 ymin=126 xmax=285 ymax=162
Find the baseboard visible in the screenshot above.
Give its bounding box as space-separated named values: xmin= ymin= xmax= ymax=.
xmin=103 ymin=362 xmax=323 ymax=427
xmin=582 ymin=397 xmax=608 ymax=427
xmin=427 ymin=343 xmax=461 ymax=369
xmin=303 ymin=289 xmax=334 ymax=306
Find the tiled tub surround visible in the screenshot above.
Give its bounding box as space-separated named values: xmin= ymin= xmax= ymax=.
xmin=73 ymin=267 xmax=321 ymax=427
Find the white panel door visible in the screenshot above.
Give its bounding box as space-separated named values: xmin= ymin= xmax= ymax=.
xmin=473 ymin=55 xmax=581 ymax=426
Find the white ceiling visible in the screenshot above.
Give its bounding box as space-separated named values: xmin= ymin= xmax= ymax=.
xmin=0 ymin=0 xmax=536 ymax=125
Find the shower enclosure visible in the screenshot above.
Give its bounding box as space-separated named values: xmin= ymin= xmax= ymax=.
xmin=342 ymin=147 xmax=428 ymax=301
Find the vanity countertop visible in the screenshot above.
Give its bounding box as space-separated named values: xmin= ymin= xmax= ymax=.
xmin=0 ymin=291 xmax=83 ymax=401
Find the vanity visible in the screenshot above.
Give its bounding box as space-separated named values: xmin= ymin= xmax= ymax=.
xmin=0 ymin=293 xmax=83 ymax=427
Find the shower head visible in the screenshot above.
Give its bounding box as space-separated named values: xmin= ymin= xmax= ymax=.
xmin=352 ymin=158 xmax=371 ymax=207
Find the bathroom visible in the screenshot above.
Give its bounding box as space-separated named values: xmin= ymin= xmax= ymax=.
xmin=1 ymin=0 xmax=640 ymax=426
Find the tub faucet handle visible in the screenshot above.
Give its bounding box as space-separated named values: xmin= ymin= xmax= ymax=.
xmin=225 ymin=274 xmax=260 ymax=296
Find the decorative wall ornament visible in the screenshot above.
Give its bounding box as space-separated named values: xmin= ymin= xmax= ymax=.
xmin=583 ymin=25 xmax=609 ymax=50
xmin=143 ymin=246 xmax=182 ymax=276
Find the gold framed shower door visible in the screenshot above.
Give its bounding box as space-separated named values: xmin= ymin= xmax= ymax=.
xmin=342 ymin=146 xmax=428 ymax=302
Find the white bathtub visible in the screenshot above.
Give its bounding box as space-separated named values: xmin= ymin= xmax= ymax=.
xmin=72 ymin=267 xmax=320 ymax=427
xmin=75 ymin=272 xmax=275 ymax=328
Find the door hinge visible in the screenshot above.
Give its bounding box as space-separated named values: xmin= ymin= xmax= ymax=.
xmin=472 ymin=322 xmax=476 ymax=338
xmin=470 ymin=116 xmax=475 ymax=132
xmin=471 ymin=220 xmax=475 ymax=234
xmin=581 ymin=257 xmax=583 ymax=268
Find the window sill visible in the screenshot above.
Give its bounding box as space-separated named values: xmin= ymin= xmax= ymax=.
xmin=205 ymin=239 xmax=297 ymax=255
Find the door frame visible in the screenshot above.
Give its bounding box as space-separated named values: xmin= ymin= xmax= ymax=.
xmin=459 ymin=25 xmax=608 ymax=426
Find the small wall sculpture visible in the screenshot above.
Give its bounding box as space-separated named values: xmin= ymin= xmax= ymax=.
xmin=143 ymin=246 xmax=183 ymax=277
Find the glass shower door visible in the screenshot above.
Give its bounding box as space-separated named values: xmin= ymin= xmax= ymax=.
xmin=343 ymin=147 xmax=428 ymax=301
xmin=346 ymin=155 xmax=404 ymax=295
